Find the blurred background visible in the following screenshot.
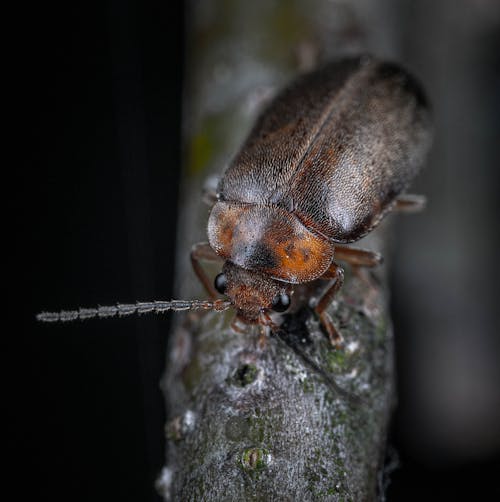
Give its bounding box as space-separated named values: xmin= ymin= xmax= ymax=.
xmin=13 ymin=0 xmax=499 ymax=500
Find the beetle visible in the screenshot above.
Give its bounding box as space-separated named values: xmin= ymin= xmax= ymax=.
xmin=37 ymin=56 xmax=432 ymax=345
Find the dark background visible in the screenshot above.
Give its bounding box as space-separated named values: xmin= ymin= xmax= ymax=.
xmin=15 ymin=1 xmax=182 ymax=500
xmin=13 ymin=1 xmax=499 ymax=501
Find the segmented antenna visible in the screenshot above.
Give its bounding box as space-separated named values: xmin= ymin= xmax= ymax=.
xmin=36 ymin=299 xmax=232 ymax=322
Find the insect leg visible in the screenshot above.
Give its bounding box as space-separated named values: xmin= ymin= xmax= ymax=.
xmin=393 ymin=193 xmax=427 ymax=213
xmin=190 ymin=242 xmax=222 ymax=299
xmin=334 ymin=245 xmax=382 ymax=316
xmin=334 ymin=245 xmax=382 ymax=296
xmin=333 ymin=246 xmax=383 ymax=268
xmin=315 ymin=262 xmax=345 ymax=348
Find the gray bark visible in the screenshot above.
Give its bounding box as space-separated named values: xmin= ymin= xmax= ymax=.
xmin=158 ymin=1 xmax=401 ymax=500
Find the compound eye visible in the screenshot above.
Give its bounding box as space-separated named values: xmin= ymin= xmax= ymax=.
xmin=214 ymin=273 xmax=227 ymax=295
xmin=271 ymin=293 xmax=290 ymax=313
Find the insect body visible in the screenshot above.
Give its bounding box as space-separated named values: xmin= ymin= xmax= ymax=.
xmin=38 ymin=56 xmax=432 ymax=344
xmin=197 ymin=56 xmax=432 ymax=341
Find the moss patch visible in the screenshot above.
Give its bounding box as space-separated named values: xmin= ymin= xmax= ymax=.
xmin=228 ymin=364 xmax=259 ymax=387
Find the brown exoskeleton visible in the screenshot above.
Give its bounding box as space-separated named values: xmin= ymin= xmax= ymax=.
xmin=37 ymin=56 xmax=432 ymax=346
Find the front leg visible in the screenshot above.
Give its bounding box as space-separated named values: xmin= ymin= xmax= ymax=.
xmin=190 ymin=242 xmax=222 ymax=299
xmin=314 ymin=245 xmax=383 ymax=347
xmin=315 ymin=262 xmax=345 ymax=348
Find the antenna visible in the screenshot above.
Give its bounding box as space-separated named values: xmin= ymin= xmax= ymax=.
xmin=36 ymin=299 xmax=232 ymax=322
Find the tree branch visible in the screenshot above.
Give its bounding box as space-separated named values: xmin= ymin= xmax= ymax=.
xmin=158 ymin=1 xmax=399 ymax=499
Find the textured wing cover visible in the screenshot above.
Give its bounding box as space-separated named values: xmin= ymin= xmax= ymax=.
xmin=219 ymin=57 xmax=432 ymax=242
